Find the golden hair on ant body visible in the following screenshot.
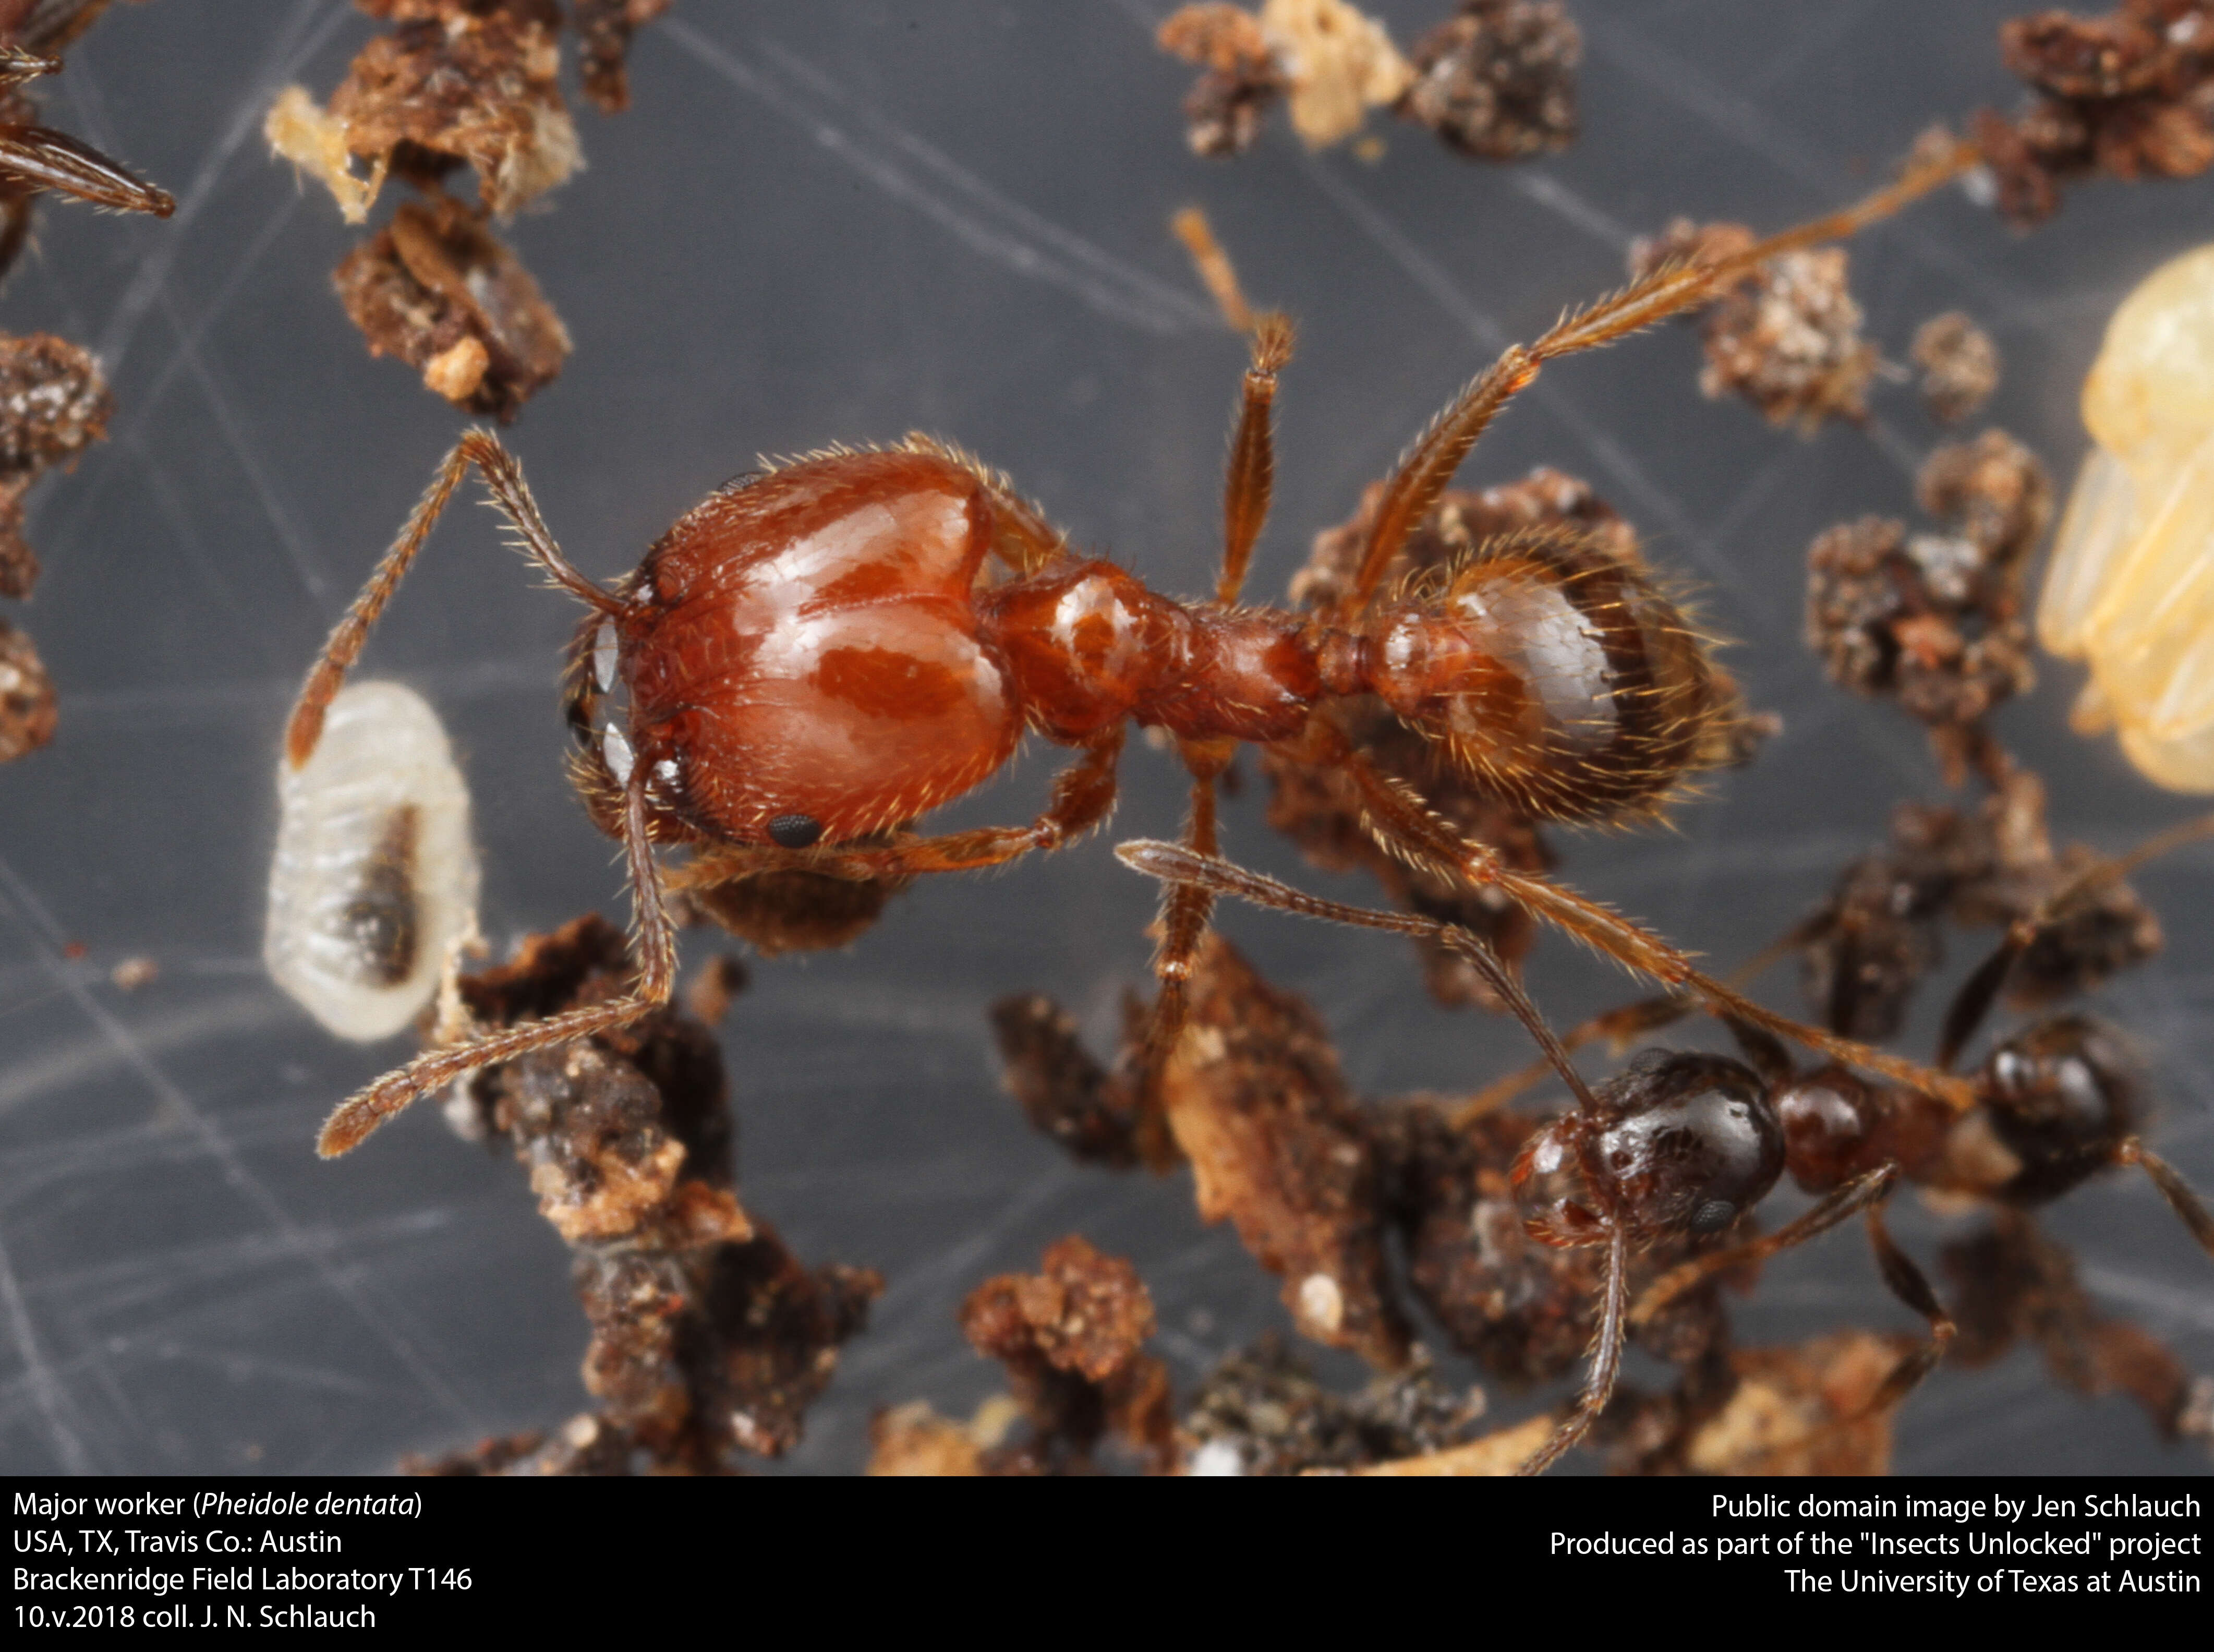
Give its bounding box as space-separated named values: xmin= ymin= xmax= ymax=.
xmin=1361 ymin=522 xmax=1729 ymax=824
xmin=282 ymin=141 xmax=1978 ymax=1163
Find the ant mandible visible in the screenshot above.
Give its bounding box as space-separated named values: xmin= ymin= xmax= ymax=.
xmin=291 ymin=140 xmax=1976 ymax=1161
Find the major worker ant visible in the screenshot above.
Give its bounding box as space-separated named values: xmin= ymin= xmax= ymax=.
xmin=290 ymin=140 xmax=1978 ymax=1162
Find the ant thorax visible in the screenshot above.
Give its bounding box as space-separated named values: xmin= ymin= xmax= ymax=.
xmin=983 ymin=559 xmax=1322 ymax=745
xmin=1775 ymin=1065 xmax=1954 ymax=1194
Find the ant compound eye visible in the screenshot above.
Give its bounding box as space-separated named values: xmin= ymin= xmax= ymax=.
xmin=769 ymin=813 xmax=826 ymax=849
xmin=1688 ymin=1199 xmax=1739 ymax=1234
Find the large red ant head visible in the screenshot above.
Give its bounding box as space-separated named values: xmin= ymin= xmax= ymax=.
xmin=1979 ymin=1013 xmax=2143 ymax=1203
xmin=601 ymin=450 xmax=1024 ymax=849
xmin=1513 ymin=1050 xmax=1784 ymax=1247
xmin=1362 ymin=530 xmax=1725 ymax=823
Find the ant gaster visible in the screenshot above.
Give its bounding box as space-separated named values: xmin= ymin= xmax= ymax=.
xmin=290 ymin=144 xmax=1977 ymax=1161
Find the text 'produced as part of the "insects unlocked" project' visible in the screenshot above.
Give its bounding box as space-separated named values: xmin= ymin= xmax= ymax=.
xmin=1541 ymin=1488 xmax=2203 ymax=1598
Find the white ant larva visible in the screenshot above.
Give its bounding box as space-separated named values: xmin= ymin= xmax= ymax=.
xmin=264 ymin=680 xmax=480 ymax=1042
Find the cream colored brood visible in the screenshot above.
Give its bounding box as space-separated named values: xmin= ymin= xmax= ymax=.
xmin=265 ymin=681 xmax=479 ymax=1041
xmin=2039 ymin=244 xmax=2214 ymax=791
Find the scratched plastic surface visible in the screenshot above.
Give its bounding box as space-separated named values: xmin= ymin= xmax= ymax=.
xmin=2 ymin=1 xmax=2208 ymax=1477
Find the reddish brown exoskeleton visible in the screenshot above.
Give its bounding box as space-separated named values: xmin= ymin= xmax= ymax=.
xmin=289 ymin=142 xmax=1980 ymax=1161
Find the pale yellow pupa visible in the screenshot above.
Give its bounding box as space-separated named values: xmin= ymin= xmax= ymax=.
xmin=2038 ymin=244 xmax=2214 ymax=791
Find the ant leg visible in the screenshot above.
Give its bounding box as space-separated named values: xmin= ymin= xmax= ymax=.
xmin=1718 ymin=1014 xmax=1797 ymax=1088
xmin=318 ymin=774 xmax=677 ymax=1157
xmin=1217 ymin=315 xmax=1294 ymax=606
xmin=287 ymin=430 xmax=623 ymax=768
xmin=1333 ymin=135 xmax=1974 ymax=618
xmin=0 ymin=122 xmax=173 ymax=216
xmin=797 ymin=731 xmax=1126 ymax=878
xmin=1115 ymin=839 xmax=1603 ymax=1116
xmin=1456 ymin=993 xmax=1696 ymax=1122
xmin=1955 ymin=1209 xmax=2211 ymax=1439
xmin=1456 ymin=932 xmax=1814 ymax=1118
xmin=2115 ymin=1139 xmax=2214 ymax=1257
xmin=1630 ymin=1164 xmax=1901 ymax=1328
xmin=1856 ymin=1202 xmax=1957 ymax=1416
xmin=0 ymin=47 xmax=56 ymax=88
xmin=1937 ymin=952 xmax=2015 ymax=1076
xmin=1727 ymin=1203 xmax=1955 ymax=1469
xmin=1938 ymin=809 xmax=2214 ymax=1069
xmin=1518 ymin=1227 xmax=1629 ymax=1476
xmin=1126 ymin=747 xmax=1233 ymax=1167
xmin=1127 ymin=315 xmax=1298 ymax=1150
xmin=1171 ymin=205 xmax=1255 ymax=334
xmin=1297 ymin=717 xmax=1980 ymax=1106
xmin=663 ymin=774 xmax=1126 ymax=897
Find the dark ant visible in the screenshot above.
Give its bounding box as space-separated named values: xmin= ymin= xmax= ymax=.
xmin=289 ymin=143 xmax=1979 ymax=1161
xmin=1 ymin=3 xmax=174 ymax=274
xmin=1116 ymin=838 xmax=1761 ymax=1473
xmin=1624 ymin=819 xmax=2214 ymax=1333
xmin=1117 ymin=816 xmax=2214 ymax=1474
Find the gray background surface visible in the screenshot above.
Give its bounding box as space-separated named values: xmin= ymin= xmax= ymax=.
xmin=1 ymin=0 xmax=2209 ymax=1475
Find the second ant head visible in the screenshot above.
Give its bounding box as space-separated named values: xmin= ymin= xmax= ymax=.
xmin=1512 ymin=1050 xmax=1785 ymax=1248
